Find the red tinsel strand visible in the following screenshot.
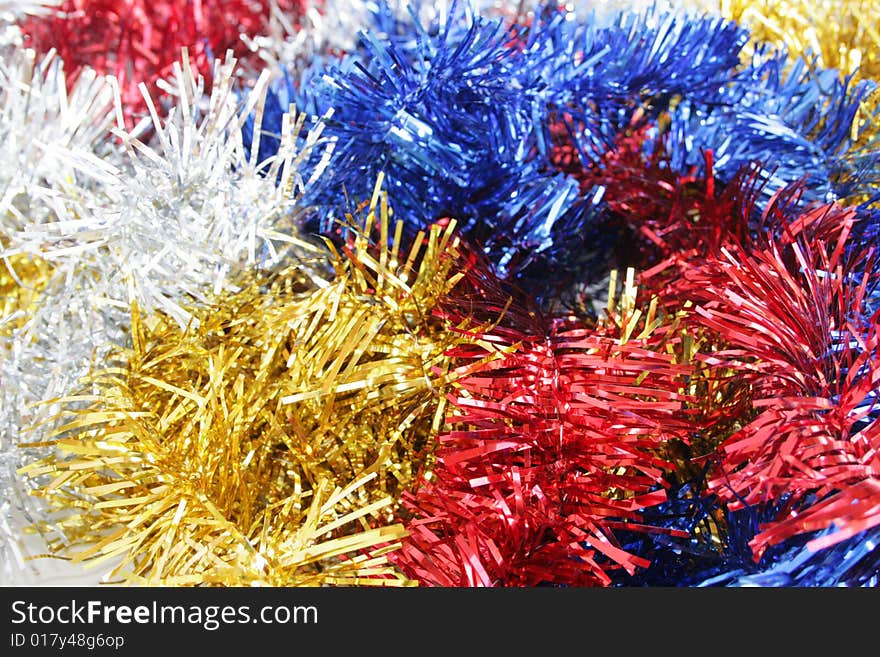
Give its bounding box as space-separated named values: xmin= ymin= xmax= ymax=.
xmin=657 ymin=199 xmax=880 ymax=558
xmin=393 ymin=307 xmax=697 ymax=586
xmin=20 ymin=0 xmax=307 ymax=124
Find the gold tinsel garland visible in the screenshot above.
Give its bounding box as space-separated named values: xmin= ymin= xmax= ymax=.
xmin=22 ymin=186 xmax=489 ymax=585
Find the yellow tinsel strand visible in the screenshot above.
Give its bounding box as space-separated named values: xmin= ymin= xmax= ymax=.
xmin=1 ymin=251 xmax=53 ymax=336
xmin=21 ymin=182 xmax=491 ymax=585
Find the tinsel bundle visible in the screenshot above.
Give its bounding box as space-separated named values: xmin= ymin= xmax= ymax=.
xmin=2 ymin=0 xmax=879 ymax=587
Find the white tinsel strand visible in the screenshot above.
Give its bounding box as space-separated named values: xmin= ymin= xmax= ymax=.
xmin=0 ymin=48 xmax=115 ymax=235
xmin=1 ymin=263 xmax=127 ymax=584
xmin=1 ymin=50 xmax=329 ymax=583
xmin=0 ymin=1 xmax=58 ymax=49
xmin=14 ymin=49 xmax=331 ymax=327
xmin=1 ymin=46 xmax=116 ymax=583
xmin=243 ymin=0 xmax=376 ymax=78
xmin=244 ymin=0 xmax=471 ymax=78
xmin=0 ymin=0 xmax=59 ymax=16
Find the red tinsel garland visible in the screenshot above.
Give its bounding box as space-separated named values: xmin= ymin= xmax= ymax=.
xmin=394 ymin=290 xmax=695 ymax=585
xmin=666 ymin=201 xmax=880 ymax=557
xmin=20 ymin=0 xmax=307 ymax=122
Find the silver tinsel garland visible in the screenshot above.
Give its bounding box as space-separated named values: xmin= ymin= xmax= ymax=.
xmin=1 ymin=46 xmax=328 ymax=582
